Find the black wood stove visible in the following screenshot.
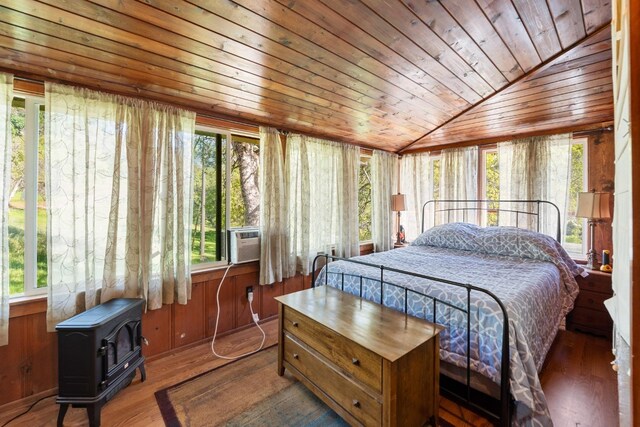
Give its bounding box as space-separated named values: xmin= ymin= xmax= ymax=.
xmin=55 ymin=298 xmax=146 ymax=427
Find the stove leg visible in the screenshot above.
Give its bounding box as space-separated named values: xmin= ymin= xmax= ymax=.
xmin=139 ymin=363 xmax=146 ymax=382
xmin=87 ymin=403 xmax=102 ymax=427
xmin=57 ymin=403 xmax=69 ymax=427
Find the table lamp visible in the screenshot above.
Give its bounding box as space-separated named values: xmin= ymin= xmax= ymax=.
xmin=391 ymin=193 xmax=406 ymax=245
xmin=576 ymin=190 xmax=611 ymax=270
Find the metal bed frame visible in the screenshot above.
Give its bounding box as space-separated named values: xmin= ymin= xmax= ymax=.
xmin=421 ymin=199 xmax=561 ymax=241
xmin=310 ymin=199 xmax=562 ymax=426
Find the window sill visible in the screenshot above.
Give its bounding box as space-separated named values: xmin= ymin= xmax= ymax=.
xmin=9 ymin=294 xmax=47 ymax=319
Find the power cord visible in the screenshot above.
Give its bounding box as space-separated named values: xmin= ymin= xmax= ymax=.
xmin=210 ymin=263 xmax=266 ymax=360
xmin=0 ymin=393 xmax=57 ymax=427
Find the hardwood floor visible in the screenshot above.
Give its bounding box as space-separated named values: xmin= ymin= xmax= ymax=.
xmin=0 ymin=321 xmax=617 ymax=427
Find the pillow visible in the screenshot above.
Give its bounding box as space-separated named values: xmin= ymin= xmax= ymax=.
xmin=412 ymin=222 xmax=584 ymax=277
xmin=411 ymin=222 xmax=482 ymax=252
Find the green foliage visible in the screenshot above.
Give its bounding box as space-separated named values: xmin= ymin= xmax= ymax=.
xmin=565 ymin=143 xmax=584 ymax=244
xmin=8 ymin=101 xmax=48 ymax=295
xmin=432 ymin=159 xmax=441 ymax=200
xmin=485 ymin=152 xmax=500 ymax=226
xmin=8 ymin=207 xmax=47 ymax=295
xmin=358 ymin=160 xmax=372 ymax=241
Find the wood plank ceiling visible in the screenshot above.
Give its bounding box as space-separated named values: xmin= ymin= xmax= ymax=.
xmin=0 ymin=0 xmax=613 ymax=152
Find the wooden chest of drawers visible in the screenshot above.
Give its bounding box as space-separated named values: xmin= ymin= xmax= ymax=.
xmin=275 ymin=286 xmax=442 ymax=427
xmin=567 ymin=270 xmax=613 ymax=338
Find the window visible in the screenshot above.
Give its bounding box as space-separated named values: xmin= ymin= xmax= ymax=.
xmin=192 ymin=129 xmax=225 ymax=266
xmin=358 ymin=155 xmax=372 ymax=241
xmin=9 ymin=96 xmax=46 ymax=296
xmin=431 ymin=156 xmax=441 ymax=200
xmin=229 ymin=135 xmax=260 ymax=228
xmin=564 ymin=140 xmax=587 ymax=258
xmin=191 ymin=127 xmax=260 ymax=269
xmin=481 ymin=148 xmax=500 ymax=226
xmin=478 ymin=139 xmax=587 ymax=258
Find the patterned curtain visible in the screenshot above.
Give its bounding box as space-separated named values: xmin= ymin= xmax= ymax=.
xmin=0 ymin=72 xmax=12 ymax=346
xmin=399 ymin=152 xmax=433 ymax=241
xmin=45 ymin=83 xmax=195 ymax=330
xmin=498 ymin=134 xmax=573 ymax=241
xmin=440 ymin=146 xmax=479 ymax=224
xmin=258 ymin=127 xmax=290 ymax=285
xmin=285 ymin=134 xmax=359 ymax=276
xmin=371 ymin=150 xmax=398 ymax=252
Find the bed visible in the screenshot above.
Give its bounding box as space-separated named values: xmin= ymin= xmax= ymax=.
xmin=312 ymin=200 xmax=584 ymax=427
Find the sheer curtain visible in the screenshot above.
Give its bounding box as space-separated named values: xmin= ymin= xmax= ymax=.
xmin=45 ymin=83 xmax=195 ymax=330
xmin=0 ymin=72 xmax=12 ymax=346
xmin=400 ymin=153 xmax=432 ymax=241
xmin=498 ymin=134 xmax=573 ymax=240
xmin=440 ymin=146 xmax=478 ymax=223
xmin=285 ymin=134 xmax=359 ymax=276
xmin=371 ymin=150 xmax=398 ymax=251
xmin=258 ymin=127 xmax=290 ymax=285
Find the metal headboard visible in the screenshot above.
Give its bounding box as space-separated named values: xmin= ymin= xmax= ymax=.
xmin=421 ymin=199 xmax=562 ymax=242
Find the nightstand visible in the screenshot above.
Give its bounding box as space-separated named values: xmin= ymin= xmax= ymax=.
xmin=567 ymin=269 xmax=613 ymax=338
xmin=393 ymin=242 xmax=409 ymax=248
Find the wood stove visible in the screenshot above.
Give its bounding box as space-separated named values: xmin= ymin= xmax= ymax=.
xmin=56 ymin=298 xmax=146 ymax=427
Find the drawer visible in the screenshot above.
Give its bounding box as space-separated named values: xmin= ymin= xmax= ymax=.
xmin=569 ymin=307 xmax=612 ymax=332
xmin=284 ymin=334 xmax=381 ymax=426
xmin=576 ymin=274 xmax=612 ymax=294
xmin=283 ymin=307 xmax=382 ymax=393
xmin=574 ymin=289 xmax=609 ymax=311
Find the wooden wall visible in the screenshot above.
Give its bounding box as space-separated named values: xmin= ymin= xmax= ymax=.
xmin=0 ymin=263 xmax=310 ymax=407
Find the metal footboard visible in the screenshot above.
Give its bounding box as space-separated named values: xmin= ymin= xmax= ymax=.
xmin=311 ymin=254 xmax=512 ymax=426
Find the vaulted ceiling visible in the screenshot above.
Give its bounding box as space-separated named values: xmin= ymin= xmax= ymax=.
xmin=0 ymin=0 xmax=613 ymax=152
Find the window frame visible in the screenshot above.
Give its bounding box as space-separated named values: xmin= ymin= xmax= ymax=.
xmin=11 ymin=94 xmax=46 ymax=297
xmin=479 ymin=144 xmax=498 ymax=226
xmin=430 ymin=153 xmax=442 ymax=201
xmin=358 ymin=150 xmax=372 ymax=243
xmin=190 ymin=125 xmax=261 ymax=272
xmin=568 ymin=136 xmax=589 ymax=260
xmin=191 ymin=125 xmax=232 ymax=271
xmin=228 ymin=132 xmax=261 ymax=229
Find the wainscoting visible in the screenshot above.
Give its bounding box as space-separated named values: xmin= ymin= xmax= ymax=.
xmin=0 ymin=262 xmax=310 ymax=407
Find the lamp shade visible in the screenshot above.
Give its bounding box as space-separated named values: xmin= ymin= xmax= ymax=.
xmin=576 ymin=191 xmax=611 ymax=219
xmin=391 ymin=193 xmax=406 ymax=212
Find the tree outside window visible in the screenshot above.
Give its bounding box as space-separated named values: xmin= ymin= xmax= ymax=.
xmin=358 ymin=157 xmax=372 ymax=241
xmin=191 ymin=130 xmax=261 ymax=268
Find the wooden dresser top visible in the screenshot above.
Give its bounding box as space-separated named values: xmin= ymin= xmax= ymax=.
xmin=276 ymin=286 xmax=442 ymax=362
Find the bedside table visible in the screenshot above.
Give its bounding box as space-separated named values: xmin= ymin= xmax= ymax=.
xmin=393 ymin=242 xmax=409 ymax=248
xmin=567 ymin=269 xmax=613 ymax=338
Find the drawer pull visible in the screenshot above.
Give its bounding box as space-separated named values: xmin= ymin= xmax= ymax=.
xmin=292 ymin=321 xmax=299 ymax=327
xmin=293 ymin=353 xmax=299 ymax=359
xmin=352 ymin=400 xmax=360 ymax=408
xmin=352 ymin=358 xmax=360 ymax=366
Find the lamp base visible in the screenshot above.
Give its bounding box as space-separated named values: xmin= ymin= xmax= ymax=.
xmin=585 ymin=249 xmax=598 ymax=270
xmin=585 ymin=220 xmax=599 ymax=270
xmin=395 ymin=211 xmax=402 ymax=245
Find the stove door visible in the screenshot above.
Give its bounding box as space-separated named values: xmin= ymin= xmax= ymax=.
xmin=100 ymin=320 xmax=141 ymax=390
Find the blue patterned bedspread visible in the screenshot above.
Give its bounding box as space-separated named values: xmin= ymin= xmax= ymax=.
xmin=316 ymin=224 xmax=582 ymax=427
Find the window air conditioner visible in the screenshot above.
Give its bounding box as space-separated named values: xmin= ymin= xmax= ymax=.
xmin=229 ymin=227 xmax=260 ymax=264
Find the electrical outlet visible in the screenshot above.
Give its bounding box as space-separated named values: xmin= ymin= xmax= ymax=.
xmin=246 ymin=286 xmax=253 ymax=299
